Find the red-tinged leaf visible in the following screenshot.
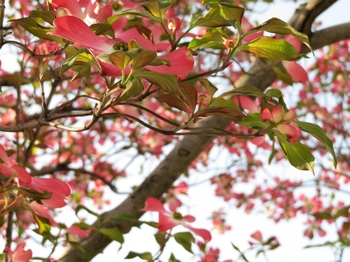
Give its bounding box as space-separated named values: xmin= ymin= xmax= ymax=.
xmin=179 ymin=82 xmax=197 ymax=113
xmin=127 ymin=49 xmax=157 ymax=71
xmin=157 ymin=93 xmax=188 ymax=113
xmin=282 ymin=61 xmax=308 ymax=83
xmin=109 ymin=51 xmax=132 ymax=70
xmin=135 ymin=70 xmax=179 ymax=94
xmin=238 ymin=36 xmax=303 ymax=61
xmin=173 ymin=232 xmax=195 ymax=254
xmin=243 ymin=17 xmax=312 ymax=51
xmin=134 ymin=24 xmax=154 ymax=43
xmin=125 ymin=251 xmax=153 ymax=260
xmin=98 ymin=227 xmax=124 ymax=244
xmin=292 ymin=121 xmax=337 ymax=167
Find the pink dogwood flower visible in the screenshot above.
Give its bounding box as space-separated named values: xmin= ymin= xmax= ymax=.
xmin=142 ymin=197 xmax=212 ymax=242
xmin=4 ymin=242 xmax=32 ymax=262
xmin=51 ymin=0 xmax=112 ymax=25
xmin=50 ymin=16 xmax=194 ymax=76
xmin=261 ymin=105 xmax=301 ymax=142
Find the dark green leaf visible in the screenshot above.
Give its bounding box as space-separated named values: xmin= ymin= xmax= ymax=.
xmin=75 ymin=205 xmax=100 ymax=218
xmin=29 ymin=10 xmax=56 ymax=24
xmin=219 ymin=85 xmax=266 ymax=98
xmin=239 ymin=114 xmax=269 ymax=129
xmin=191 ymin=5 xmax=230 ymax=28
xmin=99 ymin=227 xmax=124 ymax=244
xmin=173 ymin=232 xmax=195 ymax=254
xmin=125 ymin=251 xmax=153 ymax=261
xmin=313 ymin=211 xmax=333 ymax=220
xmin=114 ymin=78 xmax=143 ymax=103
xmin=275 ymin=131 xmax=315 ymax=173
xmin=168 ymin=253 xmax=181 ymax=262
xmin=155 ymin=232 xmax=167 ymax=247
xmin=231 ymin=243 xmax=250 ymax=262
xmin=292 ymin=121 xmax=337 ymax=167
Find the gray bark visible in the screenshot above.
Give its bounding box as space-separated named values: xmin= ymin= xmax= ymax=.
xmin=59 ymin=0 xmax=350 ymax=261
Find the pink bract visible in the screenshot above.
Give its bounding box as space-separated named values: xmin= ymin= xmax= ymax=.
xmin=142 ymin=197 xmax=212 ymax=242
xmin=4 ymin=242 xmax=32 ymax=262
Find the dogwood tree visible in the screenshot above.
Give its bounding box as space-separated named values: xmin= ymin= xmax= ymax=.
xmin=0 ymin=0 xmax=349 ymax=261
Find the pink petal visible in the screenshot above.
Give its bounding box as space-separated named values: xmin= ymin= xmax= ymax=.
xmin=260 ymin=108 xmax=273 ymax=122
xmin=41 ymin=193 xmax=68 ymax=208
xmin=0 ymin=163 xmax=16 ymax=177
xmin=28 ymin=202 xmax=57 ymax=226
xmin=12 ymin=243 xmax=32 ymax=262
xmin=66 ymin=225 xmax=92 ymax=238
xmin=158 ymin=212 xmax=178 ymax=232
xmin=283 ymin=110 xmax=295 ymax=121
xmin=30 ymin=177 xmax=71 ymax=196
xmin=117 ymin=28 xmax=155 ymax=51
xmin=183 ymin=215 xmax=196 ymax=223
xmin=284 ymin=35 xmax=301 ymax=52
xmin=0 ymin=144 xmax=11 ymax=165
xmin=11 ymin=166 xmax=32 ymax=184
xmin=145 ymin=47 xmax=194 ymax=75
xmin=141 ymin=197 xmax=168 ymax=213
xmin=271 ymin=105 xmax=284 ymax=122
xmin=233 ymin=96 xmax=260 ymax=113
xmin=250 ymin=230 xmax=263 ymax=242
xmin=51 ymin=0 xmax=82 ymax=18
xmin=185 ymin=225 xmax=212 ymax=242
xmin=277 ymin=123 xmax=300 ymax=139
xmin=51 ymin=16 xmax=114 ymax=53
xmin=282 ymin=61 xmax=308 ymax=84
xmin=168 ymin=198 xmax=182 ymax=213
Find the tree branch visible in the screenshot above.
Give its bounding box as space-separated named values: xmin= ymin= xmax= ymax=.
xmin=59 ymin=1 xmax=350 ymax=261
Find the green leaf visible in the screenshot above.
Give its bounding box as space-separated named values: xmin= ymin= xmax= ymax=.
xmin=243 ymin=17 xmax=312 ymax=52
xmin=32 ymin=212 xmax=51 ymax=234
xmin=135 ymin=70 xmax=179 ymax=93
xmin=275 ymin=131 xmax=315 ymax=173
xmin=29 ymin=10 xmax=56 ymax=25
xmin=61 ymin=48 xmax=101 ymax=76
xmin=115 ymin=77 xmax=144 ymax=103
xmin=265 ymin=88 xmax=283 ymax=98
xmin=67 ymin=241 xmax=89 ymax=257
xmin=219 ymin=3 xmax=245 ymax=31
xmin=199 ymin=79 xmax=218 ymax=98
xmin=313 ymin=211 xmax=333 ymax=220
xmin=125 ymin=251 xmax=153 ymax=261
xmin=141 ymin=0 xmax=175 ymax=19
xmin=239 ymin=113 xmax=269 ymax=129
xmin=99 ymin=227 xmax=124 ymax=244
xmin=231 ymin=243 xmax=250 ymax=262
xmin=75 ymin=205 xmax=100 ymax=218
xmin=292 ymin=121 xmax=337 ymax=167
xmin=12 ymin=18 xmax=63 ymax=44
xmin=155 ymin=232 xmax=167 ymax=247
xmin=238 ymin=36 xmax=303 ymax=61
xmin=191 ymin=5 xmax=230 ymax=28
xmin=173 ymin=232 xmax=195 ymax=254
xmin=219 ymin=85 xmax=266 ymax=98
xmin=334 ymin=206 xmax=350 ymax=219
xmin=273 ymin=66 xmax=293 ymax=85
xmin=188 ymin=30 xmax=226 ymax=50
xmin=168 ymin=253 xmax=181 ymax=262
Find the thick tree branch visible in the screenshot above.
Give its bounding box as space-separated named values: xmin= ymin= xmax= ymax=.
xmin=59 ymin=1 xmax=350 ymax=261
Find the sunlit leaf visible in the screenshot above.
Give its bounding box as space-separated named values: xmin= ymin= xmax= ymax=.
xmin=135 ymin=70 xmax=179 ymax=93
xmin=109 ymin=51 xmax=132 ymax=70
xmin=238 ymin=36 xmax=303 ymax=61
